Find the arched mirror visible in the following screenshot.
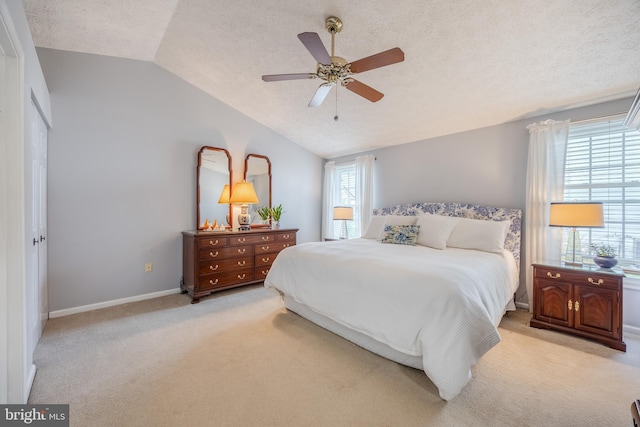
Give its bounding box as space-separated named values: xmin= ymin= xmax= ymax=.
xmin=244 ymin=154 xmax=272 ymax=226
xmin=197 ymin=146 xmax=232 ymax=230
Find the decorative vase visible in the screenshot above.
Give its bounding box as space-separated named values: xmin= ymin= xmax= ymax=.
xmin=272 ymin=221 xmax=280 ymax=230
xmin=594 ymin=256 xmax=617 ymax=269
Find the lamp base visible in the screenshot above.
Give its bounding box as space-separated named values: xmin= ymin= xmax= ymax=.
xmin=238 ymin=205 xmax=251 ymax=231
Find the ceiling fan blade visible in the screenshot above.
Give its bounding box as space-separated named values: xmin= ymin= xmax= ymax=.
xmin=298 ymin=32 xmax=332 ymax=65
xmin=344 ymin=79 xmax=384 ymax=103
xmin=262 ymin=73 xmax=316 ymax=82
xmin=308 ymin=84 xmax=333 ymax=107
xmin=349 ymin=47 xmax=405 ymax=74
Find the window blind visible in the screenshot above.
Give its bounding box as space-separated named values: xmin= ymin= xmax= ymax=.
xmin=563 ymin=117 xmax=640 ymax=269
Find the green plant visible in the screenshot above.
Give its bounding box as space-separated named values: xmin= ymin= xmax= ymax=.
xmin=590 ymin=242 xmax=616 ymax=257
xmin=256 ymin=206 xmax=271 ymax=221
xmin=270 ymin=204 xmax=283 ymax=222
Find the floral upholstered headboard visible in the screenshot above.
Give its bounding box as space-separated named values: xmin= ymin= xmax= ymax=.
xmin=373 ymin=202 xmax=522 ymax=269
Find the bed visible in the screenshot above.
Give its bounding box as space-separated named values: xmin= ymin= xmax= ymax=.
xmin=264 ymin=202 xmax=522 ymax=401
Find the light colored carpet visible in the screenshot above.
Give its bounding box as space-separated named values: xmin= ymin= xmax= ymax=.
xmin=29 ymin=284 xmax=640 ymax=426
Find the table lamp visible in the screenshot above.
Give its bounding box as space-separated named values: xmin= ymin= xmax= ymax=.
xmin=549 ymin=201 xmax=604 ymax=266
xmin=217 ymin=184 xmax=230 ymax=226
xmin=333 ymin=206 xmax=353 ymax=239
xmin=230 ymin=181 xmax=259 ymax=231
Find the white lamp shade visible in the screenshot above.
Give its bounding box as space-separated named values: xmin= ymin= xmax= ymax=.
xmin=549 ymin=202 xmax=604 ymax=227
xmin=333 ymin=206 xmax=353 ymax=220
xmin=229 ymin=182 xmax=259 ymax=205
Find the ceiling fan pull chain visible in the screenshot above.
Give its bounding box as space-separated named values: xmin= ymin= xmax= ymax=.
xmin=334 ymin=85 xmax=339 ymax=121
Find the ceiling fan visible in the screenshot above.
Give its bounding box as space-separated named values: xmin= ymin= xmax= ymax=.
xmin=262 ymin=16 xmax=404 ymax=108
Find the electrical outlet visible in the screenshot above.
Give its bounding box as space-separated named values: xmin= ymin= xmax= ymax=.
xmin=145 ymin=263 xmax=153 ymax=272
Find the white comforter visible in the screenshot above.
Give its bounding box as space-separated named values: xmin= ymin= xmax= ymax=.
xmin=264 ymin=238 xmax=519 ymax=401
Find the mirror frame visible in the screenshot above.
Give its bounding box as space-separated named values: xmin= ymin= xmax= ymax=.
xmin=197 ymin=146 xmax=232 ymax=230
xmin=244 ymin=154 xmax=272 ymax=227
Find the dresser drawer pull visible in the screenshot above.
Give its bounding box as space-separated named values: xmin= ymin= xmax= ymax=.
xmin=209 ymin=279 xmax=219 ymax=285
xmin=261 ymin=246 xmax=269 ymax=251
xmin=237 ymin=273 xmax=246 ymax=280
xmin=568 ymin=300 xmax=572 ymax=311
xmin=262 ymin=257 xmax=270 ymax=263
xmin=262 ymin=236 xmax=270 ymax=241
xmin=575 ymin=301 xmax=580 ymax=311
xmin=283 ymin=243 xmax=291 ymax=248
xmin=209 ymin=265 xmax=219 ymax=271
xmin=283 ymin=234 xmax=290 ymax=239
xmin=546 ymin=272 xmax=561 ymax=279
xmin=208 ymin=239 xmax=218 ymax=246
xmin=261 ymin=269 xmax=269 ymax=276
xmin=237 ymin=260 xmax=246 ymax=266
xmin=237 ymin=237 xmax=246 ymax=243
xmin=588 ymin=277 xmax=604 ymax=286
xmin=209 ymin=251 xmax=219 ymax=258
xmin=237 ymin=248 xmax=246 ymax=254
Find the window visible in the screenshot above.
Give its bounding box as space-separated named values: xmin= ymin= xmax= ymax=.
xmin=332 ymin=162 xmax=356 ymax=238
xmin=562 ymin=116 xmax=640 ymax=272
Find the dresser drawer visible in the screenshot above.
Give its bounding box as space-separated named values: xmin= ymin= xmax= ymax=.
xmin=197 ymin=236 xmax=228 ymax=249
xmin=275 ymin=232 xmax=296 ymax=244
xmin=229 ymin=233 xmax=275 ymax=245
xmin=198 ymin=245 xmax=253 ymax=261
xmin=198 ymin=268 xmax=255 ymax=290
xmin=254 ymin=267 xmax=271 ymax=281
xmin=198 ymin=256 xmax=253 ymax=275
xmin=255 ymin=253 xmax=276 ymax=267
xmin=534 ymin=266 xmax=621 ymax=290
xmin=254 ymin=243 xmax=283 ymax=255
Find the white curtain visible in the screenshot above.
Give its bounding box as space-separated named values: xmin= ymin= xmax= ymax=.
xmin=322 ymin=161 xmax=337 ymax=239
xmin=524 ymin=119 xmax=570 ymax=311
xmin=355 ymin=154 xmax=375 ymax=237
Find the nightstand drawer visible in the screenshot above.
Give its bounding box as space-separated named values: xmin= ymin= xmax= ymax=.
xmin=534 ymin=266 xmax=621 ymax=290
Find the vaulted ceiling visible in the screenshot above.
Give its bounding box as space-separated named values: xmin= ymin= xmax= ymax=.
xmin=22 ymin=0 xmax=640 ymax=158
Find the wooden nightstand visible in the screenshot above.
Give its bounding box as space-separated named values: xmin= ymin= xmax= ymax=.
xmin=530 ymin=262 xmax=626 ymax=351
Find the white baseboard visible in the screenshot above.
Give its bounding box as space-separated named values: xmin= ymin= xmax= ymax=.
xmin=49 ymin=288 xmax=182 ymax=318
xmin=624 ymin=324 xmax=640 ymax=337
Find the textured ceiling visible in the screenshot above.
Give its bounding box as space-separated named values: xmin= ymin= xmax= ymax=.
xmin=23 ymin=0 xmax=640 ymax=158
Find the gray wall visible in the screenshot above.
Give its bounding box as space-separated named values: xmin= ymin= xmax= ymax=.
xmin=330 ymin=97 xmax=635 ymax=308
xmin=37 ymin=48 xmax=322 ymax=312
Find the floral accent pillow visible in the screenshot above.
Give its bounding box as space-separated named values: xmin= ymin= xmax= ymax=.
xmin=381 ymin=225 xmax=420 ymax=246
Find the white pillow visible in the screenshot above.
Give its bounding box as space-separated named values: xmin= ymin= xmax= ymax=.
xmin=415 ymin=214 xmax=459 ymax=250
xmin=362 ymin=216 xmax=386 ymax=239
xmin=447 ymin=217 xmax=511 ymax=253
xmin=376 ymin=215 xmax=418 ymax=240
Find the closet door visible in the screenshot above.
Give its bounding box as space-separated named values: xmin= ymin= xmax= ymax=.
xmin=26 ymin=99 xmax=48 ymax=355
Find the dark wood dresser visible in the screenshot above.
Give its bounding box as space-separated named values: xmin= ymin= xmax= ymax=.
xmin=181 ymin=228 xmax=297 ymax=303
xmin=530 ymin=262 xmax=625 ymax=351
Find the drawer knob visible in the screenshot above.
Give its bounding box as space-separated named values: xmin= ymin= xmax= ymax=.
xmin=209 ymin=265 xmax=219 ymax=271
xmin=261 ymin=246 xmax=269 ymax=251
xmin=238 ymin=248 xmax=246 ymax=254
xmin=588 ymin=277 xmax=604 ymax=286
xmin=209 ymin=239 xmax=218 ymax=246
xmin=238 ymin=238 xmax=246 ymax=243
xmin=262 ymin=236 xmax=269 ymax=241
xmin=546 ymin=272 xmax=561 ymax=279
xmin=262 ymin=257 xmax=270 ymax=263
xmin=209 ymin=279 xmax=219 ymax=285
xmin=284 ymin=243 xmax=290 ymax=248
xmin=238 ymin=260 xmax=246 ymax=266
xmin=209 ymin=251 xmax=219 ymax=258
xmin=261 ymin=269 xmax=269 ymax=276
xmin=238 ymin=273 xmax=246 ymax=280
xmin=283 ymin=234 xmax=290 ymax=239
